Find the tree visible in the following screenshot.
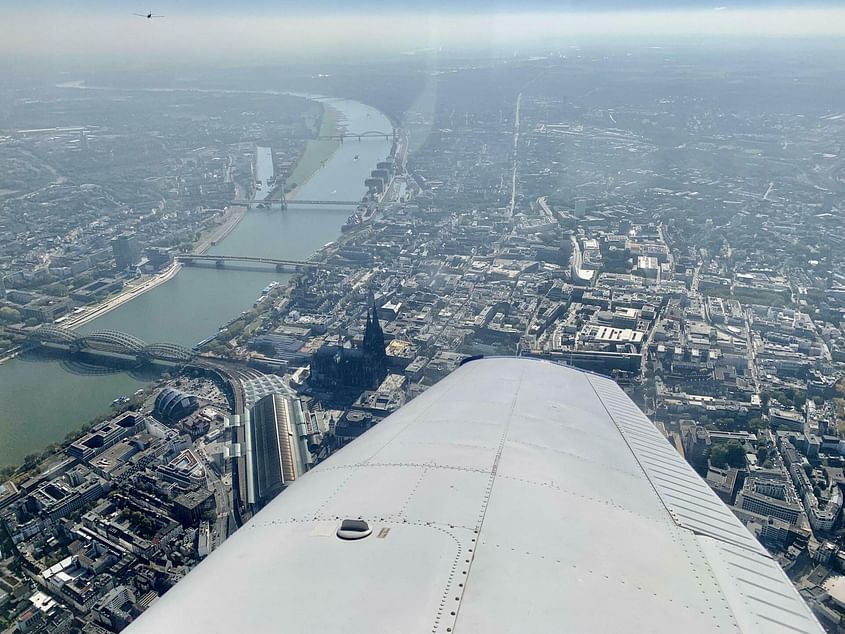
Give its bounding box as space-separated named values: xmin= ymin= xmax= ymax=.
xmin=74 ymin=273 xmax=94 ymax=287
xmin=43 ymin=283 xmax=69 ymax=297
xmin=21 ymin=453 xmax=39 ymax=470
xmin=771 ymin=391 xmax=790 ymax=408
xmin=710 ymin=440 xmax=746 ymax=469
xmin=756 ymin=447 xmax=768 ymax=464
xmin=748 ymin=417 xmax=766 ymax=431
xmin=0 ymin=307 xmax=21 ymax=323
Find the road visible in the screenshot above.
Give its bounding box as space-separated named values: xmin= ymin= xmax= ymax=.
xmin=508 ymin=93 xmax=522 ymax=217
xmin=745 ymin=311 xmax=761 ymax=394
xmin=204 ymin=462 xmax=233 ymax=551
xmin=537 ymin=196 xmax=554 ymax=222
xmin=569 ymin=235 xmax=594 ymax=286
xmin=691 ymin=264 xmax=701 ymax=293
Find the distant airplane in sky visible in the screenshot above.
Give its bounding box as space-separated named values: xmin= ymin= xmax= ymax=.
xmin=133 ymin=12 xmax=164 ymax=19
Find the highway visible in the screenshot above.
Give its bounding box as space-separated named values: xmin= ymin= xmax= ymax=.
xmin=536 ymin=196 xmax=554 ymax=222
xmin=508 ymin=92 xmax=522 ymax=217
xmin=745 ymin=311 xmax=762 ymax=395
xmin=569 ymin=235 xmax=595 ymax=286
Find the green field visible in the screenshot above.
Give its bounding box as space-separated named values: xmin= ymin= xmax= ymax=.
xmin=280 ymin=104 xmax=341 ymax=195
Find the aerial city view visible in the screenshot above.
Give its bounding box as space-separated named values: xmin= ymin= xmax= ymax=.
xmin=2 ymin=2 xmax=845 ymax=632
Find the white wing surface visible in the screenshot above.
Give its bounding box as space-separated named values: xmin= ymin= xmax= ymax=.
xmin=127 ymin=357 xmax=823 ymax=633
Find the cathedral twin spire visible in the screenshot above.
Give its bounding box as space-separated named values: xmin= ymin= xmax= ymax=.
xmin=363 ymin=301 xmax=386 ymax=357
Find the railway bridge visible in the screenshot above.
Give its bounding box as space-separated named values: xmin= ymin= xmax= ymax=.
xmin=27 ymin=325 xmax=194 ymax=365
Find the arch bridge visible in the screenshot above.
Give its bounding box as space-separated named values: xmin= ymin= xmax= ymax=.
xmin=315 ymin=130 xmax=396 ymax=143
xmin=29 ymin=325 xmax=194 ymax=365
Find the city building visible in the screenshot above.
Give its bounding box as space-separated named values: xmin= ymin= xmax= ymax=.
xmin=66 ymin=412 xmax=145 ymax=461
xmin=736 ymin=477 xmax=804 ymax=526
xmin=681 ymin=423 xmax=711 ymax=471
xmin=155 ymin=450 xmax=206 ymax=489
xmin=771 ymin=408 xmax=805 ymax=432
xmin=92 ymin=584 xmax=137 ymax=631
xmin=29 ymin=466 xmax=104 ymax=522
xmin=243 ymin=393 xmax=309 ymax=506
xmin=111 ymin=234 xmax=141 ymax=270
xmin=153 ymin=388 xmax=199 ymax=423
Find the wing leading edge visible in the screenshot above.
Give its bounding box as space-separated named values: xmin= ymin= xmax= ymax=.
xmin=127 ymin=357 xmax=823 ymax=634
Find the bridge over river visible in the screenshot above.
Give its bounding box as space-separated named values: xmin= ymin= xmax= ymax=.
xmin=175 ymin=254 xmax=330 ymax=271
xmin=244 ymin=199 xmax=362 ymax=209
xmin=19 ymin=325 xmax=195 ymax=365
xmin=20 ymin=326 xmax=247 ymax=411
xmin=314 ymin=130 xmax=396 ymax=143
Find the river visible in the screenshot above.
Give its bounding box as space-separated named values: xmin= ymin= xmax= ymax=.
xmin=0 ymin=96 xmax=393 ymax=468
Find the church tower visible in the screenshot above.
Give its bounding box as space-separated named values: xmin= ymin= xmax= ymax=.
xmin=362 ymin=304 xmax=387 ymax=387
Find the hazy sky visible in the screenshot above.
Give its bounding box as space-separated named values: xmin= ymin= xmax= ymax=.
xmin=4 ymin=3 xmax=845 ymax=67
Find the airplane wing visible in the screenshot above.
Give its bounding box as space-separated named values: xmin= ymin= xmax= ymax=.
xmin=126 ymin=357 xmax=823 ymax=633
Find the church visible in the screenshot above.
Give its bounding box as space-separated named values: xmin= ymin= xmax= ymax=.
xmin=309 ymin=306 xmax=388 ymax=391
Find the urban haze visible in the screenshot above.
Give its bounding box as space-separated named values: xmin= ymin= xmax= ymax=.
xmin=2 ymin=4 xmax=845 ymax=632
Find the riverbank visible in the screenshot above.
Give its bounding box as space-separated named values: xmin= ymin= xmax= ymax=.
xmin=278 ymin=103 xmax=343 ymax=200
xmin=65 ymin=261 xmax=184 ymax=331
xmin=66 ymin=203 xmax=252 ymax=329
xmin=0 ymin=262 xmax=184 ymax=367
xmin=0 ymin=205 xmax=248 ymax=362
xmin=194 ymin=204 xmax=247 ymax=255
xmin=0 ymin=94 xmax=396 ymax=469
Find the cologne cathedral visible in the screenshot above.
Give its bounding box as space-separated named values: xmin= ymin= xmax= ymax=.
xmin=309 ymin=306 xmax=387 ymax=391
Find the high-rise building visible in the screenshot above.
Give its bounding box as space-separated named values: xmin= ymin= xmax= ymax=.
xmin=574 ymin=198 xmax=586 ymax=218
xmin=112 ymin=234 xmax=141 ymax=270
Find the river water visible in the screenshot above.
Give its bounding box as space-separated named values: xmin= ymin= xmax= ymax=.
xmin=0 ymin=96 xmax=392 ymax=468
